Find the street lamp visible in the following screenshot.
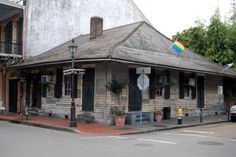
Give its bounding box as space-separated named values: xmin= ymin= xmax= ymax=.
xmin=68 ymin=39 xmax=78 ymax=127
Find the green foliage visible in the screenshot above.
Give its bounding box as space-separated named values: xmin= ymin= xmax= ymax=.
xmin=110 ymin=106 xmax=125 ymax=116
xmin=173 ymin=7 xmax=236 ymax=68
xmin=106 ymin=79 xmax=127 ymax=115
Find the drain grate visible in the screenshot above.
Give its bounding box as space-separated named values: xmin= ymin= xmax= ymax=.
xmin=198 ymin=141 xmax=223 ymax=146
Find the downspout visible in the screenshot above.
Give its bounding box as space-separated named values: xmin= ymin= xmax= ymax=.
xmin=2 ymin=63 xmax=6 ymax=111
xmin=22 ymin=0 xmax=27 ymax=59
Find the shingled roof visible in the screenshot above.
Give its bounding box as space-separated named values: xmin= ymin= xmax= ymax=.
xmin=15 ymin=21 xmax=236 ymax=77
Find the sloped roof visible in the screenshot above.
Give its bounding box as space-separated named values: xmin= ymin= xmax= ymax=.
xmin=0 ymin=0 xmax=23 ymax=21
xmin=15 ymin=21 xmax=236 ymax=77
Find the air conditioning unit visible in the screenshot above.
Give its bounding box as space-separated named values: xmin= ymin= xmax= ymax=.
xmin=41 ymin=75 xmax=55 ymax=83
xmin=189 ymin=78 xmax=195 ymax=86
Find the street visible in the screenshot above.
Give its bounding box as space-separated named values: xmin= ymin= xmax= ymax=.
xmin=0 ymin=121 xmax=236 ymax=157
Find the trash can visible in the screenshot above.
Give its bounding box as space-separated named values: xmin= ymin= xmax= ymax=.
xmin=163 ymin=107 xmax=171 ymax=119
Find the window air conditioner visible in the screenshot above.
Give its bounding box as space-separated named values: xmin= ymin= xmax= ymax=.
xmin=41 ymin=75 xmax=55 ymax=83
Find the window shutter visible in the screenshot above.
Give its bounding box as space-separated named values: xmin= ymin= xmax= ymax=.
xmin=190 ymin=73 xmax=196 ymax=99
xmin=164 ymin=70 xmax=171 ymax=99
xmin=179 ymin=72 xmax=185 ymax=99
xmin=54 ymin=68 xmax=63 ymax=98
xmin=72 ymin=74 xmax=78 ymax=98
xmin=42 ymin=85 xmax=47 ymax=97
xmin=149 ymin=68 xmax=156 ymax=99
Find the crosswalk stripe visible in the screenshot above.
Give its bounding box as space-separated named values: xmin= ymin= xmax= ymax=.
xmin=106 ymin=136 xmax=128 ymax=140
xmin=137 ymin=138 xmax=177 ymax=145
xmin=161 ymin=132 xmax=210 ymax=138
xmin=181 ymin=130 xmax=214 ymax=134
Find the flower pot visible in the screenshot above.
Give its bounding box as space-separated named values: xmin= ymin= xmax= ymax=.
xmin=114 ymin=115 xmax=126 ymax=127
xmin=154 ymin=112 xmax=162 ymax=122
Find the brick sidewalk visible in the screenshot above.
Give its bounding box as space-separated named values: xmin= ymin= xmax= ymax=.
xmin=0 ymin=113 xmax=137 ymax=135
xmin=0 ymin=113 xmax=229 ymax=135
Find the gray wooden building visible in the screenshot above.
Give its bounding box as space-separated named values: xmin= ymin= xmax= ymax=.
xmin=10 ymin=18 xmax=236 ymax=124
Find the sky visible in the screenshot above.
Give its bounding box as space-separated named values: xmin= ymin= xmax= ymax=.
xmin=133 ymin=0 xmax=233 ymax=38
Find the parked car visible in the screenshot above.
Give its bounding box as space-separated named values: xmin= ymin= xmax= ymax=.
xmin=230 ymin=105 xmax=236 ymax=122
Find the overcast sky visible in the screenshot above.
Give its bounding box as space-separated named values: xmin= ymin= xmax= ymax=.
xmin=133 ymin=0 xmax=232 ymax=38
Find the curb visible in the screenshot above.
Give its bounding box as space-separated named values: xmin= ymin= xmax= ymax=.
xmin=0 ymin=117 xmax=77 ymax=134
xmin=0 ymin=117 xmax=230 ymax=135
xmin=121 ymin=120 xmax=230 ymax=135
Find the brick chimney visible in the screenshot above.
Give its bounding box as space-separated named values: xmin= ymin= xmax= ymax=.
xmin=90 ymin=17 xmax=103 ymax=39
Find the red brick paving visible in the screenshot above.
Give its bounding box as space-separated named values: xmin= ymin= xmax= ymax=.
xmin=0 ymin=113 xmax=137 ymax=135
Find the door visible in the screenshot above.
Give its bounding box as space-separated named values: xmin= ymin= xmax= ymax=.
xmin=128 ymin=68 xmax=142 ymax=111
xmin=5 ymin=21 xmax=12 ymax=54
xmin=9 ymin=79 xmax=18 ymax=113
xmin=32 ymin=76 xmax=41 ymax=108
xmin=82 ymin=68 xmax=95 ymax=111
xmin=197 ymin=76 xmax=205 ymax=108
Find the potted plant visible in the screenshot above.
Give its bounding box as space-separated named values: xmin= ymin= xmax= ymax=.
xmin=106 ymin=79 xmax=127 ymax=127
xmin=154 ymin=106 xmax=163 ymax=122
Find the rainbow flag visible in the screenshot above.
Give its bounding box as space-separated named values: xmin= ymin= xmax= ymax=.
xmin=170 ymin=40 xmax=186 ymax=53
xmin=223 ymin=63 xmax=234 ymax=70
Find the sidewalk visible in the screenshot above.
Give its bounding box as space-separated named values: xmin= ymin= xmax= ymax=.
xmin=0 ymin=113 xmax=230 ymax=135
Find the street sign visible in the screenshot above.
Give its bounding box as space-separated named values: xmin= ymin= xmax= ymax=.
xmin=137 ymin=74 xmax=149 ymax=90
xmin=218 ymin=86 xmax=223 ymax=95
xmin=136 ymin=67 xmax=151 ymax=74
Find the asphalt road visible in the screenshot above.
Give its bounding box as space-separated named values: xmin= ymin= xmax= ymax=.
xmin=0 ymin=121 xmax=236 ymax=157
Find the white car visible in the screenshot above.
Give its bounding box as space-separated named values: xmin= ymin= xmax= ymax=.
xmin=230 ymin=105 xmax=236 ymax=122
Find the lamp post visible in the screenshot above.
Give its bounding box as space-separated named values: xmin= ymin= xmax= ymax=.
xmin=68 ymin=39 xmax=78 ymax=127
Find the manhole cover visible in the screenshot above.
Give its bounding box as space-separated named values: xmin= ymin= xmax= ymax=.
xmin=135 ymin=143 xmax=153 ymax=147
xmin=198 ymin=141 xmax=223 ymax=146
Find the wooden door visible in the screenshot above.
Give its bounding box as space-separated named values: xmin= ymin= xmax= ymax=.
xmin=82 ymin=68 xmax=95 ymax=111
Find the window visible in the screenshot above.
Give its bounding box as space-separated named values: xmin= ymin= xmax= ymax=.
xmin=149 ymin=69 xmax=169 ymax=99
xmin=184 ymin=75 xmax=191 ymax=98
xmin=64 ymin=75 xmax=71 ymax=96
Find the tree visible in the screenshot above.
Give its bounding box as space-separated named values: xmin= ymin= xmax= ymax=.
xmin=206 ymin=9 xmax=234 ymax=64
xmin=173 ymin=20 xmax=207 ymax=56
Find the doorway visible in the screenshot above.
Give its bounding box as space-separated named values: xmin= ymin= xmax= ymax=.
xmin=82 ymin=68 xmax=95 ymax=111
xmin=9 ymin=79 xmax=18 ymax=113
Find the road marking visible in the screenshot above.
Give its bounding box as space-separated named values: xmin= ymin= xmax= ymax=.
xmin=137 ymin=139 xmax=177 ymax=145
xmin=231 ymin=139 xmax=236 ymax=142
xmin=81 ymin=136 xmax=104 ymax=140
xmin=161 ymin=132 xmax=210 ymax=138
xmin=106 ymin=136 xmax=128 ymax=140
xmin=181 ymin=130 xmax=214 ymax=134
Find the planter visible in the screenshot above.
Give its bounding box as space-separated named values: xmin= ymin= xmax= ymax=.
xmin=154 ymin=112 xmax=162 ymax=122
xmin=114 ymin=115 xmax=126 ymax=127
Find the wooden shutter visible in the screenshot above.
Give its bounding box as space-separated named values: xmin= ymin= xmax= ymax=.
xmin=190 ymin=73 xmax=196 ymax=99
xmin=179 ymin=72 xmax=185 ymax=99
xmin=54 ymin=68 xmax=63 ymax=98
xmin=72 ymin=74 xmax=78 ymax=98
xmin=149 ymin=68 xmax=156 ymax=99
xmin=42 ymin=85 xmax=47 ymax=97
xmin=164 ymin=70 xmax=171 ymax=99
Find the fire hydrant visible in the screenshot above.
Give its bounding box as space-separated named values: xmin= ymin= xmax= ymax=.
xmin=177 ymin=106 xmax=183 ymax=125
